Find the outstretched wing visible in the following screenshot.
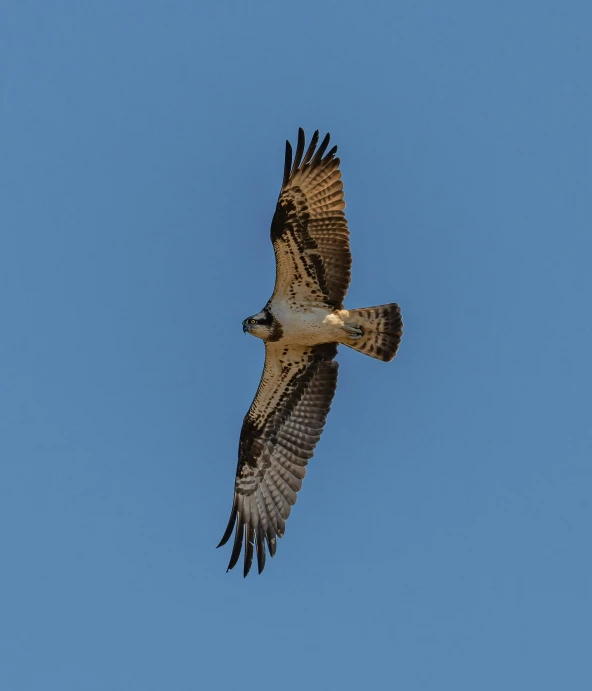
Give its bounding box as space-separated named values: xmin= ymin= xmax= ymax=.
xmin=218 ymin=342 xmax=338 ymax=576
xmin=270 ymin=128 xmax=351 ymax=310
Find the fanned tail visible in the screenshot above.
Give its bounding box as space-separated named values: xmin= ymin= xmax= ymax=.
xmin=341 ymin=303 xmax=403 ymax=362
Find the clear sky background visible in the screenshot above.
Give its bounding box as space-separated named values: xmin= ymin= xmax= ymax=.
xmin=1 ymin=1 xmax=591 ymax=689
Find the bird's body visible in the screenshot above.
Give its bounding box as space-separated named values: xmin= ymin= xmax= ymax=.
xmin=218 ymin=128 xmax=403 ymax=576
xmin=258 ymin=301 xmax=349 ymax=345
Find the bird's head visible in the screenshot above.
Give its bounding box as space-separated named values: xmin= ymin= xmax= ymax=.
xmin=242 ymin=309 xmax=274 ymax=340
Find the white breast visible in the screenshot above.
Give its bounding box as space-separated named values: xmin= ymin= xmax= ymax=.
xmin=272 ymin=300 xmax=345 ymax=345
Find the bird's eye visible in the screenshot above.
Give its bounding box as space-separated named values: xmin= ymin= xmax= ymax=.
xmin=250 ymin=319 xmax=256 ymax=324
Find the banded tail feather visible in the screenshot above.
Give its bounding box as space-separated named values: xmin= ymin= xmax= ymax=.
xmin=341 ymin=303 xmax=403 ymax=362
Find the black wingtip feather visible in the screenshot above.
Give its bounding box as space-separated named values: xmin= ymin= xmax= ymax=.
xmin=268 ymin=534 xmax=277 ymax=558
xmin=311 ymin=132 xmax=331 ymax=165
xmin=217 ymin=501 xmax=238 ymax=548
xmin=292 ymin=127 xmax=306 ymax=173
xmin=256 ymin=526 xmax=266 ymax=574
xmin=283 ymin=140 xmax=293 ymax=187
xmin=227 ymin=517 xmax=244 ymax=572
xmin=243 ymin=525 xmax=254 ymax=578
xmin=303 ymin=130 xmax=320 ymax=164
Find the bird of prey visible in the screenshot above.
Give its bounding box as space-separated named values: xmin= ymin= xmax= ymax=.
xmin=218 ymin=128 xmax=403 ymax=576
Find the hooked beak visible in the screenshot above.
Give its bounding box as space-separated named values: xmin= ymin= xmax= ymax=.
xmin=242 ymin=322 xmax=249 ymax=333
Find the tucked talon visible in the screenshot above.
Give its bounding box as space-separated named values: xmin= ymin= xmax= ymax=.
xmin=344 ymin=324 xmax=363 ymax=340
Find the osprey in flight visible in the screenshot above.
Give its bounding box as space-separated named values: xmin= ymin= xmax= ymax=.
xmin=218 ymin=128 xmax=403 ymax=576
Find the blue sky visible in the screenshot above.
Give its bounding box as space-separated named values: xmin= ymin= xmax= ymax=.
xmin=1 ymin=1 xmax=591 ymax=689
